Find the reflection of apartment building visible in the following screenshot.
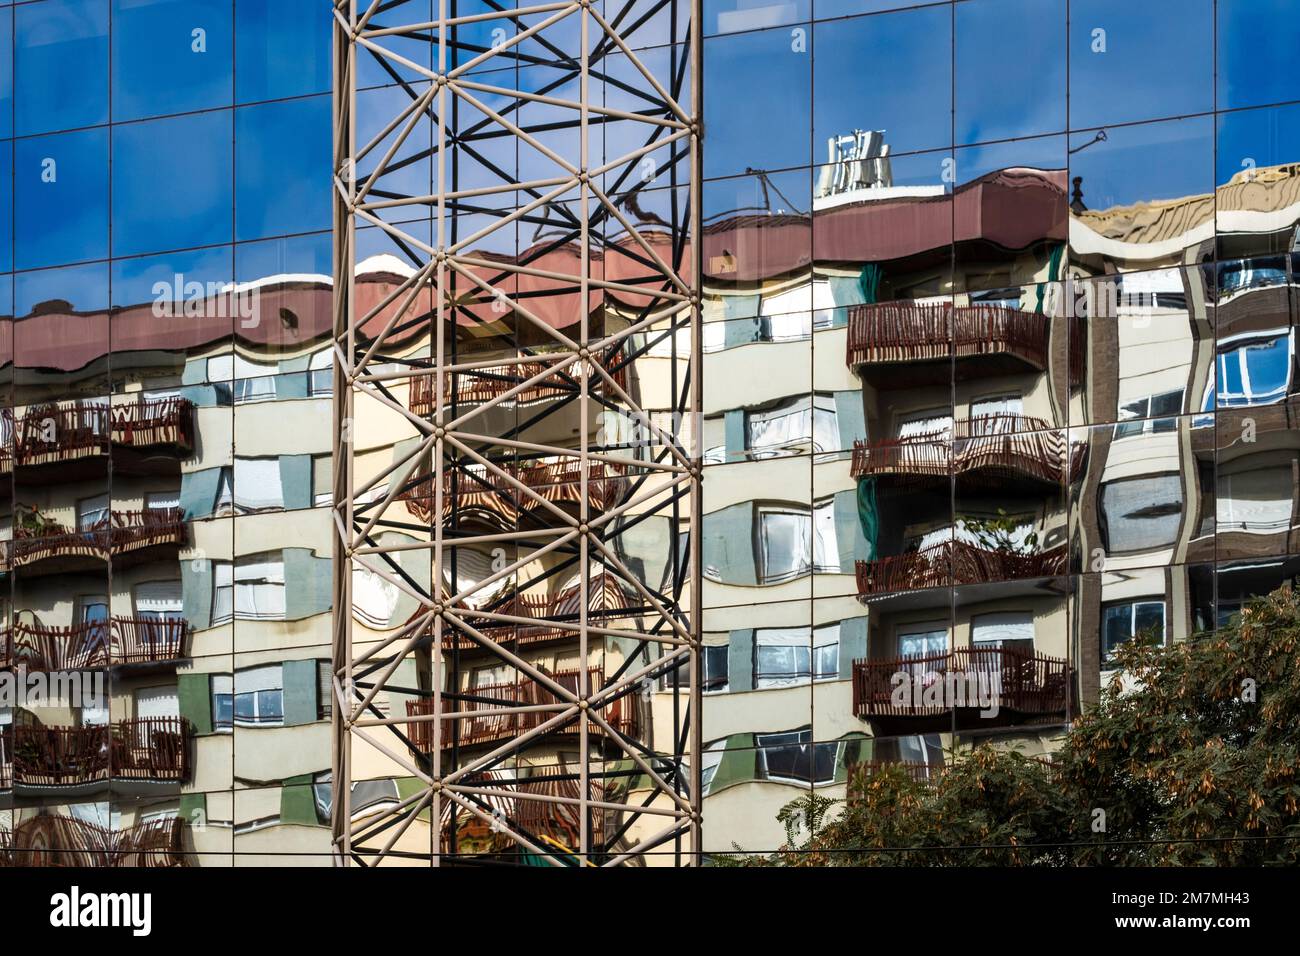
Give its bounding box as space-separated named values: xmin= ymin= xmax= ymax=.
xmin=2 ymin=274 xmax=337 ymax=866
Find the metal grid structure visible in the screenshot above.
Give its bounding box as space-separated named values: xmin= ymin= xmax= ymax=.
xmin=330 ymin=0 xmax=701 ymax=866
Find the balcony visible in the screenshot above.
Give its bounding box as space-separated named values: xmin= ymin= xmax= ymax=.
xmin=440 ymin=764 xmax=623 ymax=853
xmin=11 ymin=617 xmax=189 ymax=671
xmin=409 ymin=350 xmax=629 ymax=416
xmin=855 ymin=539 xmax=1068 ymax=597
xmin=4 ymin=814 xmax=186 ymax=868
xmin=852 ymin=646 xmax=1071 ymax=725
xmin=851 ymin=415 xmax=1070 ymax=488
xmin=440 ymin=576 xmax=636 ymax=651
xmin=398 ymin=460 xmax=627 ymax=524
xmin=11 ymin=508 xmax=187 ymax=572
xmin=406 ymin=667 xmax=639 ymax=754
xmin=11 ymin=399 xmax=193 ymax=469
xmin=13 ymin=718 xmax=190 ymax=788
xmin=847 ymin=302 xmax=1050 ymax=376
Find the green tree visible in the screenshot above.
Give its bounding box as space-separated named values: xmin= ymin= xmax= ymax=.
xmin=722 ymin=586 xmax=1300 ymax=866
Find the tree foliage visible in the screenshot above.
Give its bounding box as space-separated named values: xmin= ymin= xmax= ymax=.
xmin=722 ymin=586 xmax=1300 ymax=866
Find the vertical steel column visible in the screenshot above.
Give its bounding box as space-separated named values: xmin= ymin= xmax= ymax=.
xmin=332 ymin=0 xmax=701 ymax=867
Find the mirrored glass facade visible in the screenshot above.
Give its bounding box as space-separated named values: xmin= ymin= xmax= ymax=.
xmin=3 ymin=0 xmax=1300 ymax=867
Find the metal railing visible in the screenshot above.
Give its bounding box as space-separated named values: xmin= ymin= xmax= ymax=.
xmin=851 ymin=646 xmax=1071 ymax=719
xmin=850 ymin=414 xmax=1069 ymax=485
xmin=406 ymin=666 xmax=639 ymax=753
xmin=855 ymin=540 xmax=1069 ymax=596
xmin=13 ymin=718 xmax=190 ymax=786
xmin=847 ymin=302 xmax=1050 ymax=369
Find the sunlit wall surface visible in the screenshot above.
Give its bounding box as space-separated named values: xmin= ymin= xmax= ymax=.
xmin=0 ymin=0 xmax=335 ymax=866
xmin=698 ymin=0 xmax=1300 ymax=855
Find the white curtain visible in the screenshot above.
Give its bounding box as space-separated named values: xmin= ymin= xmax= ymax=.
xmin=234 ymin=458 xmax=285 ymax=511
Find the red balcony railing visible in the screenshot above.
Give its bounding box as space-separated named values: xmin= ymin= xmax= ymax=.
xmin=11 ymin=617 xmax=188 ymax=671
xmin=11 ymin=508 xmax=187 ymax=567
xmin=399 ymin=460 xmax=627 ymax=523
xmin=855 ymin=540 xmax=1068 ymax=596
xmin=14 ymin=403 xmax=109 ymax=465
xmin=851 ymin=415 xmax=1068 ymax=485
xmin=5 ymin=814 xmax=186 ymax=868
xmin=440 ymin=764 xmax=623 ymax=852
xmin=11 ymin=620 xmax=111 ymax=671
xmin=112 ymin=718 xmax=190 ymax=782
xmin=847 ymin=302 xmax=1050 ymax=370
xmin=10 ymin=399 xmax=193 ymax=466
xmin=110 ymin=398 xmax=194 ymax=451
xmin=409 ymin=350 xmax=629 ymax=415
xmin=406 ymin=667 xmax=639 ymax=753
xmin=14 ymin=718 xmax=190 ymax=787
xmin=440 ymin=575 xmax=635 ymax=650
xmin=14 ymin=724 xmax=110 ymax=787
xmin=851 ymin=646 xmax=1071 ymax=720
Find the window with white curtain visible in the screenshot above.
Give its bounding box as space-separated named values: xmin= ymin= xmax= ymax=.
xmin=212 ymin=554 xmax=286 ymax=624
xmin=352 ymin=565 xmax=399 ymax=628
xmin=134 ymin=580 xmax=183 ymax=621
xmin=971 ymin=611 xmax=1035 ymax=656
xmin=756 ymin=501 xmax=840 ymax=582
xmin=234 ymin=458 xmax=285 ymax=512
xmin=898 ymin=623 xmax=949 ymax=657
xmin=897 ymin=408 xmax=952 ymax=440
xmin=757 ymin=508 xmax=810 ymax=584
xmin=1217 ymin=466 xmax=1294 ymax=534
xmin=969 ymin=395 xmax=1023 ymax=432
xmin=754 ymin=624 xmax=839 ymax=688
xmin=745 ymin=394 xmax=838 ymax=457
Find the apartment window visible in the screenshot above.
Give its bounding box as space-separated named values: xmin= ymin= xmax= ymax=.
xmin=77 ymin=594 xmax=109 ymax=626
xmin=77 ymin=493 xmax=109 ymax=530
xmin=208 ymin=354 xmax=278 ymax=403
xmin=969 ymin=395 xmax=1023 ymax=431
xmin=235 ymin=665 xmax=285 ymax=726
xmin=1213 ymin=331 xmax=1293 ymax=408
xmin=898 ymin=623 xmax=948 ymax=658
xmin=212 ymin=675 xmax=234 ymax=731
xmin=1102 ymin=600 xmax=1166 ymax=663
xmin=308 ymin=349 xmax=333 ymax=396
xmin=1217 ymin=466 xmax=1294 ymax=534
xmin=233 ymin=458 xmax=285 ymax=512
xmin=212 ymin=554 xmax=287 ymax=624
xmin=352 ymin=564 xmax=399 ymax=628
xmin=756 ymin=729 xmax=837 ymax=785
xmin=1099 ymin=474 xmax=1183 ymax=554
xmin=897 ymin=408 xmax=952 ymax=440
xmin=665 ymin=643 xmax=729 ymax=692
xmin=970 ymin=612 xmax=1035 ymax=657
xmin=754 ymin=624 xmax=839 ymax=688
xmin=745 ymin=394 xmax=838 ymax=457
xmin=135 ymin=580 xmax=184 ymax=623
xmin=1115 ymin=390 xmax=1183 ymax=438
xmin=755 ymin=500 xmax=838 ymax=583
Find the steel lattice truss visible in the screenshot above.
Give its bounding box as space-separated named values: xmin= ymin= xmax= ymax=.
xmin=331 ymin=0 xmax=701 ymax=865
